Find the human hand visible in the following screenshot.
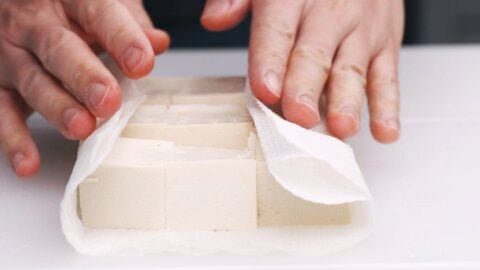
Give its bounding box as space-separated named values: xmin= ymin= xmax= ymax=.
xmin=0 ymin=0 xmax=169 ymax=177
xmin=201 ymin=0 xmax=404 ymax=143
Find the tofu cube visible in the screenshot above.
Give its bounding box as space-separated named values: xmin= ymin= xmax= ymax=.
xmin=122 ymin=103 xmax=254 ymax=149
xmin=122 ymin=122 xmax=255 ymax=149
xmin=78 ymin=164 xmax=166 ymax=229
xmin=257 ymin=162 xmax=352 ymax=226
xmin=165 ymin=160 xmax=257 ymax=230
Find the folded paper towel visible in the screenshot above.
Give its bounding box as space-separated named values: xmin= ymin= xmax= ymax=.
xmin=60 ymin=59 xmax=373 ymax=256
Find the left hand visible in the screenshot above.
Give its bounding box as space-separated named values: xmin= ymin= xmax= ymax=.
xmin=201 ymin=0 xmax=404 ymax=143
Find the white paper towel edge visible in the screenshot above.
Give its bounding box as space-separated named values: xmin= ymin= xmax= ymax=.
xmin=245 ymin=82 xmax=371 ymax=204
xmin=60 ymin=60 xmax=374 ymax=256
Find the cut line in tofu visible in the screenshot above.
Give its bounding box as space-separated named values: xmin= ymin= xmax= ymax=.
xmin=128 ymin=104 xmax=251 ymax=124
xmin=138 ymin=77 xmax=246 ymax=106
xmin=123 ymin=104 xmax=255 ymax=149
xmin=78 ymin=137 xmax=257 ymax=231
xmin=79 ymin=76 xmax=356 ymax=231
xmin=139 ymin=76 xmax=246 ymax=95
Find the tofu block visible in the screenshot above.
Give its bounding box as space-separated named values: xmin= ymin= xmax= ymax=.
xmin=139 ymin=76 xmax=245 ymax=95
xmin=123 ymin=104 xmax=254 ymax=149
xmin=123 ymin=122 xmax=254 ymax=149
xmin=165 ymin=160 xmax=257 ymax=230
xmin=128 ymin=104 xmax=251 ymax=125
xmin=80 ymin=76 xmax=354 ymax=231
xmin=78 ymin=139 xmax=173 ymax=229
xmin=138 ymin=76 xmax=246 ymax=106
xmin=257 ymin=162 xmax=352 ymax=226
xmin=79 ymin=138 xmax=257 ymax=231
xmin=79 ymin=165 xmax=166 ymax=229
xmin=171 ymin=92 xmax=246 ymax=106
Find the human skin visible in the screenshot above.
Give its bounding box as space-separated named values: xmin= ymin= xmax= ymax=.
xmin=0 ymin=0 xmax=170 ymax=177
xmin=201 ymin=0 xmax=404 ymax=141
xmin=0 ymin=0 xmax=403 ymax=178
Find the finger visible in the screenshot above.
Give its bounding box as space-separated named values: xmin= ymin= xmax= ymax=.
xmin=22 ymin=25 xmax=121 ymax=118
xmin=201 ymin=0 xmax=251 ymax=31
xmin=367 ymin=47 xmax=401 ymax=143
xmin=143 ymin=28 xmax=170 ymax=55
xmin=62 ymin=0 xmax=155 ymax=78
xmin=248 ymin=0 xmax=304 ymax=105
xmin=0 ymin=89 xmax=40 ymax=178
xmin=119 ymin=0 xmax=170 ymax=55
xmin=119 ymin=0 xmax=154 ymax=28
xmin=282 ymin=8 xmax=355 ymax=129
xmin=4 ymin=43 xmax=96 ymax=140
xmin=326 ymin=32 xmax=371 ymax=139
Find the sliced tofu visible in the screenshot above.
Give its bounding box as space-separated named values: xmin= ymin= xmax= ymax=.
xmin=80 ymin=76 xmax=352 ymax=231
xmin=139 ymin=76 xmax=245 ymax=95
xmin=78 ymin=138 xmax=173 ymax=230
xmin=138 ymin=76 xmax=246 ymax=106
xmin=79 ymin=137 xmax=257 ymax=231
xmin=171 ymin=92 xmax=246 ymax=106
xmin=165 ymin=160 xmax=257 ymax=230
xmin=79 ymin=165 xmax=166 ymax=230
xmin=256 ymin=161 xmax=352 ymax=226
xmin=123 ymin=104 xmax=254 ymax=149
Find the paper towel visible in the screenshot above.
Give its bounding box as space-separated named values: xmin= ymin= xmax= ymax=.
xmin=60 ymin=59 xmax=374 ymax=256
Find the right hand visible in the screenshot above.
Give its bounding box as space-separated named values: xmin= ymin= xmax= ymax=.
xmin=0 ymin=0 xmax=170 ymax=177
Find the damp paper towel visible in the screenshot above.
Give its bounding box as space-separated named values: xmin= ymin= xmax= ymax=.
xmin=60 ymin=59 xmax=374 ymax=256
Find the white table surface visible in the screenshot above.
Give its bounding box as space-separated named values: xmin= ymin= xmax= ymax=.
xmin=1 ymin=46 xmax=480 ymax=269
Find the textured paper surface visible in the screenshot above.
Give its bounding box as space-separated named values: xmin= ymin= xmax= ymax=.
xmin=60 ymin=59 xmax=374 ymax=256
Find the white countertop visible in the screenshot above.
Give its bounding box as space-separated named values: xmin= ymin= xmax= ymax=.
xmin=1 ymin=46 xmax=480 ymax=269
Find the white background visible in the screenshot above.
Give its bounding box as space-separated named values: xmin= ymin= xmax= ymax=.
xmin=0 ymin=46 xmax=479 ymax=269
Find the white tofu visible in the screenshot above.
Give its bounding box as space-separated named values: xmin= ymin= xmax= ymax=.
xmin=122 ymin=104 xmax=254 ymax=149
xmin=138 ymin=76 xmax=246 ymax=106
xmin=79 ymin=165 xmax=166 ymax=230
xmin=165 ymin=160 xmax=257 ymax=230
xmin=123 ymin=122 xmax=254 ymax=149
xmin=139 ymin=76 xmax=245 ymax=95
xmin=78 ymin=139 xmax=173 ymax=230
xmin=128 ymin=104 xmax=251 ymax=124
xmin=171 ymin=92 xmax=246 ymax=106
xmin=257 ymin=161 xmax=352 ymax=226
xmin=79 ymin=138 xmax=257 ymax=231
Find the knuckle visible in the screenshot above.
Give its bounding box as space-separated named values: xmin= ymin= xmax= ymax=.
xmin=331 ymin=64 xmax=367 ymax=87
xmin=370 ymin=73 xmax=399 ymax=91
xmin=291 ymin=45 xmax=332 ymax=78
xmin=253 ymin=17 xmax=295 ymax=43
xmin=252 ymin=49 xmax=287 ymax=68
xmin=34 ymin=26 xmax=69 ymax=70
xmin=79 ymin=0 xmax=116 ymax=30
xmin=322 ymin=0 xmax=359 ymax=24
xmin=16 ymin=65 xmax=42 ymax=103
xmin=0 ymin=2 xmax=34 ymax=44
xmin=106 ymin=26 xmax=132 ymax=48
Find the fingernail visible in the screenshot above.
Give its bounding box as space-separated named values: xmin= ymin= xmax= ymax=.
xmin=298 ymin=94 xmax=318 ymax=113
xmin=123 ymin=46 xmax=145 ymax=72
xmin=385 ymin=118 xmax=400 ymax=131
xmin=12 ymin=153 xmax=25 ymax=173
xmin=203 ymin=0 xmax=231 ymax=16
xmin=264 ymin=71 xmax=282 ymax=97
xmin=88 ymin=83 xmax=109 ymax=110
xmin=63 ymin=108 xmax=81 ymax=129
xmin=340 ymin=105 xmax=358 ymax=123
